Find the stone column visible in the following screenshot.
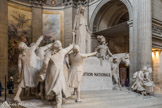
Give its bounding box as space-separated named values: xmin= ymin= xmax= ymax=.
xmin=31 ymin=2 xmax=43 ymax=42
xmin=129 ymin=20 xmax=137 ymax=84
xmin=0 ymin=0 xmax=8 ymax=84
xmin=129 ymin=0 xmax=152 ymax=84
xmin=63 ymin=0 xmax=77 ymax=47
xmin=136 ymin=0 xmax=152 ymax=69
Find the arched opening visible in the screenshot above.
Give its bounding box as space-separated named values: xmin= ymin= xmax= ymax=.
xmin=91 ymin=0 xmax=130 ymax=87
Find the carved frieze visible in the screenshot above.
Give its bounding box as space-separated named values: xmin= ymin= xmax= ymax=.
xmin=152 ymin=25 xmax=162 ymax=37
xmin=63 ymin=0 xmax=88 ymax=6
xmin=30 ymin=0 xmax=44 ymax=6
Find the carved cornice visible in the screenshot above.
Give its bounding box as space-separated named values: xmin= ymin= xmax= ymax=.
xmin=152 ymin=25 xmax=162 ymax=38
xmin=63 ymin=0 xmax=88 ymax=7
xmin=30 ymin=0 xmax=44 ymax=7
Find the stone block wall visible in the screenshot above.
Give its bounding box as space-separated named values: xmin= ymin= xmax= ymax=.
xmin=32 ymin=7 xmax=43 ymax=42
xmin=152 ymin=0 xmax=162 ymax=22
xmin=0 ymin=0 xmax=8 ymax=84
xmin=63 ymin=6 xmax=77 ymax=47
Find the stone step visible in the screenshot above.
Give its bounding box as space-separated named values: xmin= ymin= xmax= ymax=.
xmin=63 ymin=93 xmax=162 ymax=108
xmin=110 ymin=98 xmax=162 ymax=108
xmin=140 ymin=104 xmax=162 ymax=108
xmin=80 ymin=90 xmax=138 ymax=98
xmin=63 ymin=98 xmax=162 ymax=108
xmin=1 ymin=90 xmax=162 ymax=108
xmin=66 ymin=94 xmax=143 ymax=104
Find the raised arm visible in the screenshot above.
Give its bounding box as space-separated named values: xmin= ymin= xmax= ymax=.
xmin=64 ymin=44 xmax=73 ymax=55
xmin=32 ymin=36 xmax=44 ymax=50
xmin=41 ymin=43 xmax=53 ymax=51
xmin=81 ymin=52 xmax=97 ymax=59
xmin=72 ymin=16 xmax=77 ymax=44
xmin=73 ymin=16 xmax=77 ymax=32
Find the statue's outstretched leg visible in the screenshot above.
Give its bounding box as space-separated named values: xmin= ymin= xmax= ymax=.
xmin=56 ymin=92 xmax=62 ymax=108
xmin=73 ymin=88 xmax=77 ymax=95
xmin=14 ymin=87 xmax=22 ymax=103
xmin=39 ymin=82 xmax=45 ymax=100
xmin=76 ymin=86 xmax=82 ymax=102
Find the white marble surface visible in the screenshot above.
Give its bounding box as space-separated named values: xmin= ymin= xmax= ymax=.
xmin=81 ymin=57 xmax=112 ymax=91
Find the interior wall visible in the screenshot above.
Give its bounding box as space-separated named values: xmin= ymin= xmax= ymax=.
xmin=152 ymin=0 xmax=162 ymax=21
xmin=0 ymin=0 xmax=8 ymax=84
xmin=108 ymin=36 xmax=129 ymax=54
xmin=8 ymin=3 xmax=32 ymax=80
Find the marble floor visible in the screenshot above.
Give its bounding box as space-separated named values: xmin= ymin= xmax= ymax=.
xmin=0 ymin=89 xmax=162 ymax=108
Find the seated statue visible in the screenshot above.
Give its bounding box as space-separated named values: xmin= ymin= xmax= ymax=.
xmin=143 ymin=67 xmax=155 ymax=94
xmin=95 ymin=35 xmax=112 ymax=60
xmin=131 ymin=66 xmax=154 ymax=95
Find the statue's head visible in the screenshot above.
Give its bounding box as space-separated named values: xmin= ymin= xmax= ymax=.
xmin=53 ymin=40 xmax=62 ymax=50
xmin=18 ymin=42 xmax=28 ymax=50
xmin=79 ymin=5 xmax=85 ymax=15
xmin=147 ymin=67 xmax=152 ymax=73
xmin=73 ymin=45 xmax=80 ymax=53
xmin=97 ymin=35 xmax=106 ymax=44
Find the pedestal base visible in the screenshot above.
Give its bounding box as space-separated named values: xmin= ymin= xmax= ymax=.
xmin=81 ymin=57 xmax=113 ymax=91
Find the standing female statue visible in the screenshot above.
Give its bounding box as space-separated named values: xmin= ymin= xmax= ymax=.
xmin=72 ymin=5 xmax=91 ymax=53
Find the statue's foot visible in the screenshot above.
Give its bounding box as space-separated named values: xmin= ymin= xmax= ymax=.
xmin=56 ymin=105 xmax=62 ymax=108
xmin=75 ymin=99 xmax=82 ymax=103
xmin=62 ymin=98 xmax=66 ymax=104
xmin=38 ymin=92 xmax=45 ymax=100
xmin=14 ymin=96 xmax=21 ymax=103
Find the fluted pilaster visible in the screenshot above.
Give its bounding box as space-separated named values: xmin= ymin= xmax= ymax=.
xmin=129 ymin=0 xmax=152 ymax=84
xmin=137 ymin=0 xmax=152 ymax=69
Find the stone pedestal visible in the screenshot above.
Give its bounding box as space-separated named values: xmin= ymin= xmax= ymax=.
xmin=0 ymin=0 xmax=8 ymax=84
xmin=81 ymin=57 xmax=112 ymax=91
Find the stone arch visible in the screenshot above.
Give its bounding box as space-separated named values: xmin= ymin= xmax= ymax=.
xmin=90 ymin=0 xmax=133 ymax=32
